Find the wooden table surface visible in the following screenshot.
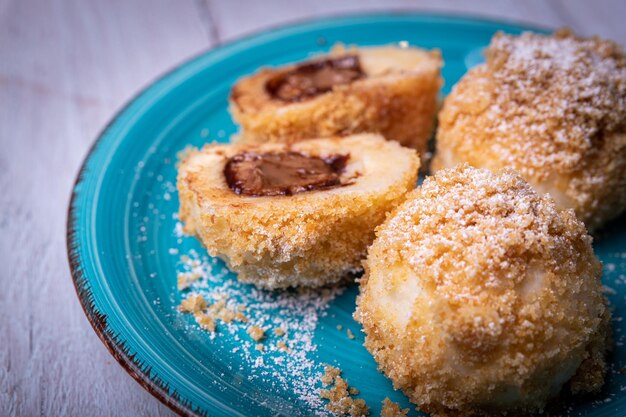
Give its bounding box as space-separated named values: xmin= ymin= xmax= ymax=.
xmin=1 ymin=1 xmax=625 ymax=415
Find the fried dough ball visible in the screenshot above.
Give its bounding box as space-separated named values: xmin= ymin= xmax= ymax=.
xmin=355 ymin=164 xmax=610 ymax=416
xmin=178 ymin=134 xmax=419 ymax=289
xmin=230 ymin=44 xmax=442 ymax=156
xmin=433 ymin=30 xmax=626 ymax=231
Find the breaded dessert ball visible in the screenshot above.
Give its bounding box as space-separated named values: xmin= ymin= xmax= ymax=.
xmin=230 ymin=44 xmax=442 ymax=156
xmin=433 ymin=30 xmax=626 ymax=231
xmin=355 ymin=164 xmax=610 ymax=416
xmin=178 ymin=134 xmax=419 ymax=289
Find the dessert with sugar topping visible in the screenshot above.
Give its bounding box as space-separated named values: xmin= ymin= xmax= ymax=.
xmin=355 ymin=164 xmax=610 ymax=416
xmin=230 ymin=44 xmax=442 ymax=157
xmin=177 ymin=133 xmax=419 ymax=289
xmin=433 ymin=29 xmax=626 ymax=231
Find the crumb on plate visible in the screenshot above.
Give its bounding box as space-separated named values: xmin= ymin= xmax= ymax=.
xmin=247 ymin=325 xmax=265 ymax=341
xmin=319 ymin=365 xmax=370 ymax=416
xmin=179 ymin=293 xmax=206 ymax=313
xmin=381 ymin=398 xmax=409 ymax=417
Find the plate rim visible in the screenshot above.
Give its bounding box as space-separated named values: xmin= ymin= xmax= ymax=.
xmin=65 ymin=11 xmax=554 ymax=417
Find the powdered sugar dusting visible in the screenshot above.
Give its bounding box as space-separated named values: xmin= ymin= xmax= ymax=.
xmin=437 ymin=29 xmax=626 ymax=230
xmin=175 ymin=243 xmax=343 ymax=415
xmin=379 ymin=164 xmax=592 ymax=299
xmin=484 ymin=29 xmax=626 ymax=173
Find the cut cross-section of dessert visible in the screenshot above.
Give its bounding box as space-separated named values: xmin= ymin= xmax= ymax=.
xmin=177 ymin=133 xmax=419 ymax=289
xmin=230 ymin=44 xmax=442 ymax=157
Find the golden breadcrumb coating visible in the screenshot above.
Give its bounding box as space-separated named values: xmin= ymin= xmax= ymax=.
xmin=433 ymin=29 xmax=626 ymax=231
xmin=178 ymin=134 xmax=419 ymax=289
xmin=230 ymin=44 xmax=442 ymax=156
xmin=355 ymin=164 xmax=610 ymax=416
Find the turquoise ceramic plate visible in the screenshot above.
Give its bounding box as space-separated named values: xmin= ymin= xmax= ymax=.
xmin=67 ymin=13 xmax=626 ymax=417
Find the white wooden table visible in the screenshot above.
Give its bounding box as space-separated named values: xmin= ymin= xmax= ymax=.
xmin=1 ymin=1 xmax=625 ymax=415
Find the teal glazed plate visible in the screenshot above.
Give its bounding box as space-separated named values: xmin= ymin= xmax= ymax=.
xmin=67 ymin=13 xmax=626 ymax=417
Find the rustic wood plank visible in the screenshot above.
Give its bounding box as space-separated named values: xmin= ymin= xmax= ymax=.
xmin=0 ymin=0 xmax=212 ymax=416
xmin=205 ymin=0 xmax=626 ymax=45
xmin=551 ymin=0 xmax=626 ymax=43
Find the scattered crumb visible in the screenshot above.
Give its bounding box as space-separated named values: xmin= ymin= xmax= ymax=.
xmin=349 ymin=399 xmax=369 ymax=417
xmin=179 ymin=291 xmax=249 ymax=334
xmin=319 ymin=366 xmax=370 ymax=416
xmin=218 ymin=306 xmax=236 ymax=323
xmin=234 ymin=311 xmax=249 ymax=323
xmin=277 ymin=340 xmax=290 ymax=353
xmin=337 ymin=324 xmax=343 ymax=331
xmin=205 ymin=298 xmax=247 ymax=324
xmin=174 ymin=250 xmax=344 ymax=412
xmin=381 ymin=398 xmax=409 ymax=417
xmin=179 ymin=294 xmax=206 ymax=313
xmin=195 ymin=313 xmax=216 ymax=332
xmin=247 ymin=325 xmax=265 ymax=341
xmin=347 ymin=329 xmax=355 ymax=340
xmin=320 ymin=376 xmax=349 ymax=412
xmin=321 ymin=365 xmax=341 ymax=386
xmin=177 ymin=271 xmax=202 ymax=290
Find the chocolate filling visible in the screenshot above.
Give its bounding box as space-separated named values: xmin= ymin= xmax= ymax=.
xmin=224 ymin=151 xmax=349 ymax=197
xmin=265 ymin=55 xmax=365 ymax=102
